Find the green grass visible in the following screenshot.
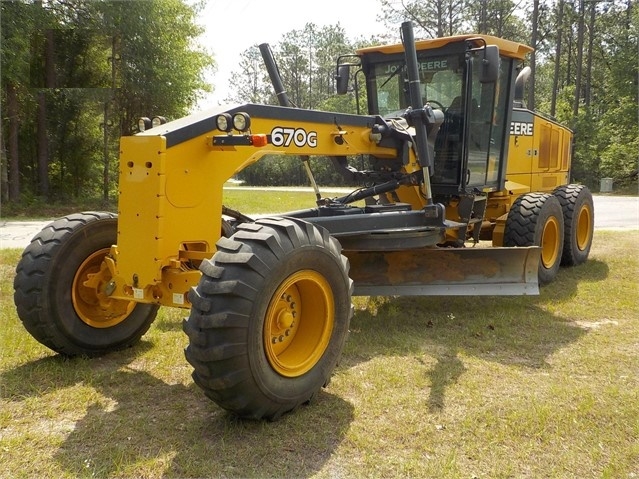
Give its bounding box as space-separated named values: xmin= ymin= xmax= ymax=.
xmin=0 ymin=185 xmax=351 ymax=219
xmin=1 ymin=231 xmax=638 ymax=478
xmin=222 ymin=186 xmax=352 ymax=215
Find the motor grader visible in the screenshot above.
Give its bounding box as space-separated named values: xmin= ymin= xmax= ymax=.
xmin=14 ymin=22 xmax=593 ymax=420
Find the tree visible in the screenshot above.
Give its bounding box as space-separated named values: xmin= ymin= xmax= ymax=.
xmin=594 ymin=0 xmax=639 ymax=185
xmin=550 ymin=0 xmax=566 ymax=117
xmin=465 ymin=0 xmax=527 ymax=41
xmin=92 ymin=0 xmax=213 ymax=135
xmin=1 ymin=0 xmax=214 ymax=204
xmin=573 ymin=0 xmax=586 ymax=118
xmin=1 ymin=0 xmax=34 ymax=202
xmin=528 ymin=0 xmax=540 ymax=110
xmin=225 ymin=46 xmax=271 ymax=104
xmin=379 ymin=0 xmax=466 ymax=38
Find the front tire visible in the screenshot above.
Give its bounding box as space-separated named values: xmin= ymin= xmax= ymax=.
xmin=183 ymin=217 xmax=353 ymax=420
xmin=13 ymin=212 xmax=159 ymax=356
xmin=553 ymin=184 xmax=594 ymax=266
xmin=504 ymin=193 xmax=564 ymax=285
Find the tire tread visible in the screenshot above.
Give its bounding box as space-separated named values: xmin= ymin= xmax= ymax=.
xmin=183 ymin=217 xmax=353 ymax=420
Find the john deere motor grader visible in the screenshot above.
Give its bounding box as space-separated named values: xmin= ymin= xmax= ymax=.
xmin=14 ymin=22 xmax=594 ymax=420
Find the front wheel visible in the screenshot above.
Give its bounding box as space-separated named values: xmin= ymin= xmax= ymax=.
xmin=504 ymin=193 xmax=564 ymax=285
xmin=13 ymin=212 xmax=159 ymax=356
xmin=184 ymin=217 xmax=353 ymax=420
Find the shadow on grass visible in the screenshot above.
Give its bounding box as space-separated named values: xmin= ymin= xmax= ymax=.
xmin=537 ymin=258 xmax=609 ymax=300
xmin=0 ymin=257 xmax=610 ymax=475
xmin=344 ymin=259 xmax=609 ymax=412
xmin=2 ymin=344 xmax=353 ymax=478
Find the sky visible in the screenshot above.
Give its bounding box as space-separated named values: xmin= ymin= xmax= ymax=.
xmin=195 ymin=0 xmax=387 ymax=107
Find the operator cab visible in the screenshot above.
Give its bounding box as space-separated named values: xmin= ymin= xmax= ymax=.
xmin=349 ymin=35 xmax=531 ymax=197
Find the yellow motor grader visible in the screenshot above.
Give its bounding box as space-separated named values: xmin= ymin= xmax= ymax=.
xmin=14 ymin=22 xmax=593 ymax=420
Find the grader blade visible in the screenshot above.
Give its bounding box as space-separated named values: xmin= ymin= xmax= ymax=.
xmin=346 ymin=246 xmax=540 ymax=296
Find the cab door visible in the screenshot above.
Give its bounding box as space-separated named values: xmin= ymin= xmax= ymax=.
xmin=464 ymin=53 xmax=511 ymax=191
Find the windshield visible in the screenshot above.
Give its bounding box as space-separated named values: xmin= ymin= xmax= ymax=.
xmin=368 ymin=49 xmax=512 ymax=190
xmin=372 ymin=54 xmax=463 ymax=117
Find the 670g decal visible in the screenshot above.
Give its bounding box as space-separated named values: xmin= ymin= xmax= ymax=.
xmin=270 ymin=127 xmax=318 ymax=148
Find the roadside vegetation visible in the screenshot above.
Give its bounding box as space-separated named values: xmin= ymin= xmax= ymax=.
xmin=2 ymin=229 xmax=637 ymax=478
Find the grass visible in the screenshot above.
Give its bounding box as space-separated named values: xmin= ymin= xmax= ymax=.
xmin=1 ymin=229 xmax=638 ymax=478
xmin=0 ymin=185 xmax=352 ymax=220
xmin=222 ymin=186 xmax=353 ymax=215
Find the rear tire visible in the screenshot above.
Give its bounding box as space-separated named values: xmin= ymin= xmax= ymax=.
xmin=13 ymin=212 xmax=159 ymax=356
xmin=504 ymin=193 xmax=564 ymax=285
xmin=183 ymin=217 xmax=353 ymax=420
xmin=553 ymin=184 xmax=594 ymax=266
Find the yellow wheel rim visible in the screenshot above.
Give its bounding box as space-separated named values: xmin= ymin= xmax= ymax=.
xmin=72 ymin=248 xmax=136 ymax=328
xmin=264 ymin=270 xmax=334 ymax=377
xmin=541 ymin=216 xmax=561 ymax=269
xmin=576 ymin=203 xmax=592 ymax=251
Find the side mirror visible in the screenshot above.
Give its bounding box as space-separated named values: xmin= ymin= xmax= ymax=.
xmin=480 ymin=45 xmax=500 ymax=83
xmin=336 ymin=64 xmax=350 ymax=95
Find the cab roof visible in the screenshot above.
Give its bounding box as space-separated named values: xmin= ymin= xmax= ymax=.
xmin=356 ymin=34 xmax=533 ymax=61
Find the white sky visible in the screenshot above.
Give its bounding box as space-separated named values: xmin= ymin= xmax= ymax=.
xmin=195 ymin=0 xmax=388 ymax=106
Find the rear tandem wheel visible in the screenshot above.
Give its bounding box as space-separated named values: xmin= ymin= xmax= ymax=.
xmin=183 ymin=217 xmax=353 ymax=420
xmin=504 ymin=193 xmax=564 ymax=285
xmin=553 ymin=184 xmax=594 ymax=266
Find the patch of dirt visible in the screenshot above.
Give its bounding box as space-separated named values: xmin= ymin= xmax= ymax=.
xmin=573 ymin=319 xmax=619 ymax=330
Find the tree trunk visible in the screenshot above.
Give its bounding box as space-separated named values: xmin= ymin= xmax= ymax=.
xmin=528 ymin=0 xmax=539 ymax=110
xmin=566 ymin=27 xmax=572 ymax=86
xmin=550 ymin=0 xmax=564 ymax=117
xmin=36 ymin=22 xmax=56 ymax=198
xmin=7 ymin=83 xmax=21 ymax=201
xmin=584 ymin=1 xmax=596 ymax=108
xmin=436 ymin=0 xmax=444 ymax=37
xmin=573 ymin=0 xmax=585 ymax=118
xmin=36 ymin=91 xmax=49 ymax=198
xmin=0 ymin=130 xmax=6 ymax=204
xmin=479 ymin=0 xmax=487 ymax=33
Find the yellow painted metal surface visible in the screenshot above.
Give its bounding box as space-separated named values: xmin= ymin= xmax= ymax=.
xmin=110 ymin=107 xmax=400 ymax=307
xmin=114 ymin=132 xmax=226 ymax=306
xmin=358 ymin=34 xmax=533 ymax=60
xmin=115 ymin=135 xmax=167 ymax=295
xmin=263 ymin=270 xmax=334 ymax=377
xmin=505 ymin=108 xmax=572 ymax=194
xmin=73 ymin=247 xmax=136 ymax=327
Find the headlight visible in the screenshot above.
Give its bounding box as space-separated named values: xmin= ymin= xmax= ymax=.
xmin=232 ymin=112 xmax=251 ymax=132
xmin=138 ymin=117 xmax=151 ymax=132
xmin=151 ymin=116 xmax=166 ymax=128
xmin=215 ymin=113 xmax=233 ymax=132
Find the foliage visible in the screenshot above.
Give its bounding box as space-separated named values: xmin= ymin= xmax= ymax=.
xmin=1 ymin=0 xmax=214 ymax=203
xmin=379 ymin=0 xmax=467 ymax=38
xmin=534 ymin=0 xmax=638 ymax=188
xmin=598 ymin=98 xmax=639 ymax=183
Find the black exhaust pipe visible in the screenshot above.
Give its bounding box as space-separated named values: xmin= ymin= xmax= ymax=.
xmin=514 ymin=66 xmax=531 ymax=108
xmin=259 ymin=43 xmax=291 ymax=107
